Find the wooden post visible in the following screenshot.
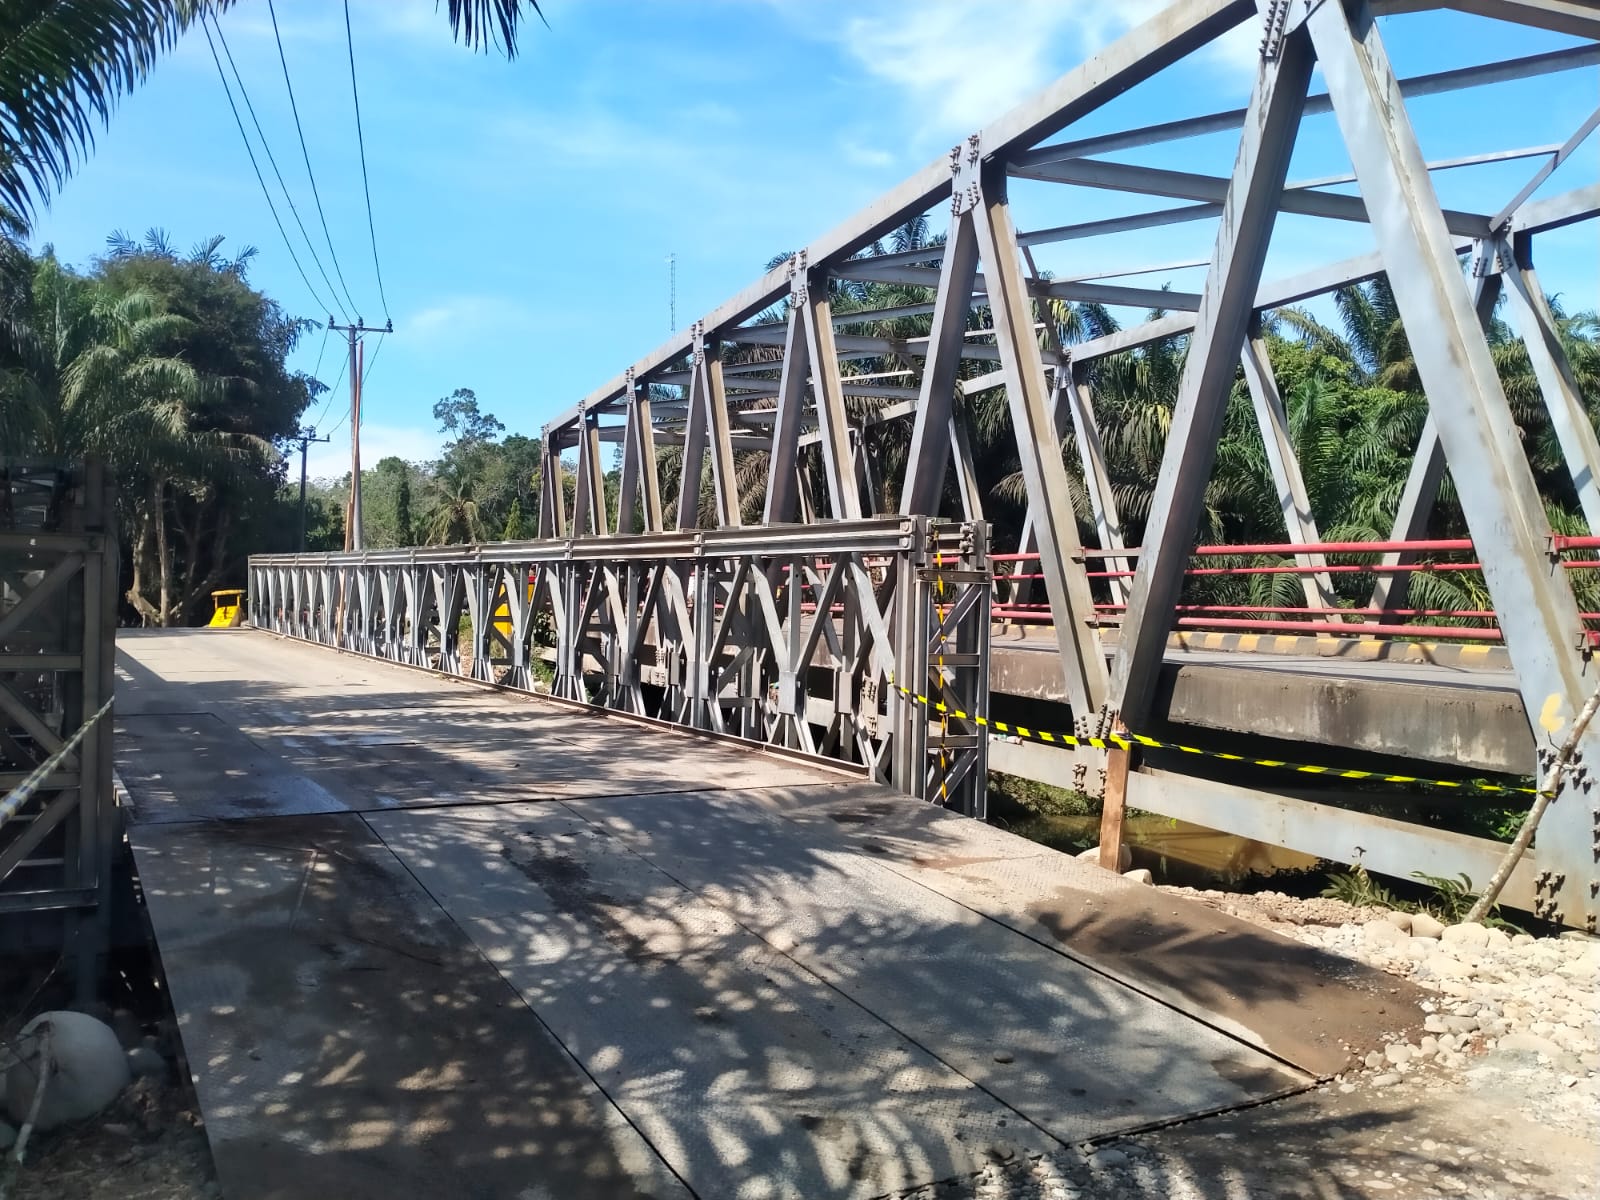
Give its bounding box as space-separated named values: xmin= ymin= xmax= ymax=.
xmin=1098 ymin=734 xmax=1134 ymax=872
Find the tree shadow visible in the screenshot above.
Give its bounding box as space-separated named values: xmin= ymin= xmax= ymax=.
xmin=112 ymin=629 xmax=1449 ymax=1200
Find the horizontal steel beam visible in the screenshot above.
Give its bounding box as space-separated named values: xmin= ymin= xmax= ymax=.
xmin=1440 ymin=0 xmax=1600 ymax=39
xmin=831 ymin=262 xmax=1203 ymax=311
xmin=1011 ymin=156 xmax=1493 ymax=238
xmin=1014 ymin=44 xmax=1600 ymax=163
xmin=251 ymin=516 xmax=928 ymax=568
xmin=1124 ymin=767 xmax=1545 ymax=913
xmin=1063 ymin=181 xmax=1600 ymax=362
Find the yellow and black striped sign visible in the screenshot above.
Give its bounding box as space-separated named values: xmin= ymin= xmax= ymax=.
xmin=889 ymin=681 xmax=1540 ymax=798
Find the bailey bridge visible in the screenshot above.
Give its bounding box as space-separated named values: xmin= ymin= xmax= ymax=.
xmin=3 ymin=2 xmax=1599 ymax=1197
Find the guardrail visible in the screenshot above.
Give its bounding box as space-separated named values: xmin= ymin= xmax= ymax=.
xmin=250 ymin=518 xmax=994 ymax=815
xmin=990 ymin=536 xmax=1600 ymax=643
xmin=0 ymin=461 xmax=119 ymax=995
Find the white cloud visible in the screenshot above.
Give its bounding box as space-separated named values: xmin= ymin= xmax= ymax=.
xmin=405 ymin=294 xmax=539 ymax=343
xmin=841 ymin=140 xmax=897 ymax=170
xmin=304 ymin=423 xmax=440 ymax=481
xmin=770 ymin=0 xmax=1261 ymax=145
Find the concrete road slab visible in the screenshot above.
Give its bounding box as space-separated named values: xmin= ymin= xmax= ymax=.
xmin=129 ymin=813 xmax=689 ymax=1200
xmin=560 ymin=792 xmax=1308 ymax=1141
xmin=369 ymin=803 xmax=1061 ymax=1199
xmin=735 ymin=782 xmax=1428 ymax=1074
xmin=116 ymin=713 xmax=345 ymax=823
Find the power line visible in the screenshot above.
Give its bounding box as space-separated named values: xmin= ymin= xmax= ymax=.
xmin=343 ymin=0 xmax=390 ymax=323
xmin=320 ymin=331 xmax=380 ymax=444
xmin=209 ymin=11 xmax=350 ymax=322
xmin=310 ymin=323 xmax=330 ymax=380
xmin=324 ymin=403 xmax=352 ymax=440
xmin=313 ymin=353 xmax=349 ymax=429
xmin=358 ymin=331 xmax=386 ymax=405
xmin=200 ymin=16 xmax=334 ymax=318
xmin=266 ymin=0 xmax=361 ymax=318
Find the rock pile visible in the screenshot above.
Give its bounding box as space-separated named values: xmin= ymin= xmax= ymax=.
xmin=1277 ymin=915 xmax=1600 ymax=1135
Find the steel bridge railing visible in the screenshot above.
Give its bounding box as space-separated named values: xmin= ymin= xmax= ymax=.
xmin=991 ymin=535 xmax=1600 ymax=644
xmin=249 ymin=518 xmax=994 ymax=816
xmin=0 ymin=460 xmax=119 ymax=994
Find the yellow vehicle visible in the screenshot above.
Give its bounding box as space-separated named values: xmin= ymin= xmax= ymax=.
xmin=492 ymin=574 xmax=536 ymax=639
xmin=208 ymin=589 xmax=246 ymax=628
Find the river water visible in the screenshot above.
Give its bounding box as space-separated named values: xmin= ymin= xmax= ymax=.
xmin=1005 ymin=811 xmax=1319 ymax=887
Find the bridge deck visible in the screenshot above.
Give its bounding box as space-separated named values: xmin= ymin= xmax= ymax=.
xmin=115 ymin=629 xmax=1419 ymax=1200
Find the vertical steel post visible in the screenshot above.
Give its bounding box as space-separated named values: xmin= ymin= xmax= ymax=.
xmin=970 ymin=155 xmax=1109 ymax=717
xmin=700 ymin=333 xmax=743 ymax=527
xmin=1240 ymin=326 xmax=1339 ymax=609
xmin=677 ymin=334 xmax=710 ymax=530
xmin=1308 ymin=0 xmax=1600 ymax=929
xmin=583 ymin=410 xmax=609 ymax=537
xmin=615 ymin=378 xmax=641 ymax=536
xmin=1503 ymin=237 xmax=1600 ymax=532
xmin=538 ymin=429 xmax=567 ymax=539
xmin=802 ymin=272 xmax=863 ymax=521
xmin=763 ymin=289 xmax=809 ymax=525
xmin=1111 ymin=28 xmax=1314 ymax=723
xmin=901 ymin=198 xmax=981 ymax=516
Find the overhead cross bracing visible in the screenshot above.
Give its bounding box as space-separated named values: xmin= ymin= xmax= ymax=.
xmin=531 ymin=0 xmax=1600 ymax=929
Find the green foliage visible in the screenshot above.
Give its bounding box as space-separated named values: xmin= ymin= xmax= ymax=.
xmin=1321 ymin=865 xmax=1399 ymax=909
xmin=987 ymin=773 xmax=1098 ymax=819
xmin=1409 ymin=872 xmax=1479 ymax=923
xmin=0 ymin=1 xmax=185 ymax=227
xmin=1321 ymin=865 xmax=1522 ymax=932
xmin=502 ymin=497 xmax=525 ymax=541
xmin=2 ymin=232 xmax=311 ymax=624
xmin=395 ymin=470 xmax=414 ymax=547
xmin=1409 ymin=871 xmax=1520 ymax=931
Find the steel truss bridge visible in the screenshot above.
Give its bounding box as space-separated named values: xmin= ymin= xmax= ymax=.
xmin=250 ymin=0 xmax=1600 ymax=930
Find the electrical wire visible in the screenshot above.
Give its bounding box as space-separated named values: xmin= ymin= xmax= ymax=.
xmin=309 ymin=324 xmax=330 ymax=385
xmin=358 ymin=332 xmax=385 ymax=407
xmin=343 ymin=0 xmax=390 ymax=322
xmin=313 ymin=353 xmax=350 ymax=430
xmin=266 ymin=0 xmax=361 ymax=318
xmin=209 ymin=11 xmax=349 ymax=323
xmin=324 ymin=403 xmax=352 ymax=439
xmin=315 ymin=328 xmax=382 ymax=437
xmin=200 ymin=17 xmax=334 ymax=319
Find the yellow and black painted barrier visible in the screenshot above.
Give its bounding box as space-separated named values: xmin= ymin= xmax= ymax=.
xmin=208 ymin=589 xmax=246 ymax=628
xmin=889 ymin=680 xmax=1540 ymax=798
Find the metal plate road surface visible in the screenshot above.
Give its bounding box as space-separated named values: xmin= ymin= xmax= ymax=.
xmin=113 ymin=630 xmax=1380 ymax=1200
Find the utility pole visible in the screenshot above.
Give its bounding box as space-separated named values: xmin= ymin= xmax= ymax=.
xmin=326 ymin=317 xmax=391 ymax=550
xmin=293 ymin=426 xmax=331 ymax=552
xmin=667 ymin=252 xmax=676 ymax=332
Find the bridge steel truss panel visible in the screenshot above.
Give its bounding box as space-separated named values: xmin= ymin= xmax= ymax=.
xmin=517 ymin=0 xmax=1600 ymax=927
xmin=0 ymin=462 xmax=118 ymax=988
xmin=251 ymin=518 xmax=993 ymax=816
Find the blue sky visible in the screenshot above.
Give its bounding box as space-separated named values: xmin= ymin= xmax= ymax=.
xmin=29 ymin=0 xmax=1599 ymax=480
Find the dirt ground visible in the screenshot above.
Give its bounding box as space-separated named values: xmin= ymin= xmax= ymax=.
xmin=7 ymin=1070 xmax=216 ymax=1200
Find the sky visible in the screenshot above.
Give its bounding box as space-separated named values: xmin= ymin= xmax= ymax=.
xmin=29 ymin=0 xmax=1600 ymax=481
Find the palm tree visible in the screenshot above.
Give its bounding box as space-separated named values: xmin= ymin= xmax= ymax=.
xmin=0 ymin=1 xmax=544 ymax=228
xmin=425 ymin=460 xmax=488 ymax=545
xmin=1 ymin=254 xmax=256 ymax=623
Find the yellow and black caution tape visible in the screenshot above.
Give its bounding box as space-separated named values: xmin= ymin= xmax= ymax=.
xmin=889 ymin=680 xmax=1540 ymax=798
